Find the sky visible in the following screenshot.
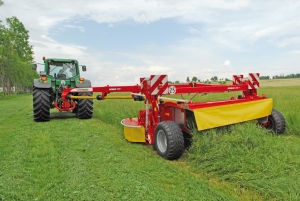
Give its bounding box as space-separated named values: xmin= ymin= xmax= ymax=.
xmin=0 ymin=0 xmax=299 ymax=86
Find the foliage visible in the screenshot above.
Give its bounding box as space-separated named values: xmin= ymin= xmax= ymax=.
xmin=211 ymin=76 xmax=218 ymax=82
xmin=273 ymin=73 xmax=300 ymax=79
xmin=260 ymin=75 xmax=270 ymax=80
xmin=0 ymin=16 xmax=38 ymax=94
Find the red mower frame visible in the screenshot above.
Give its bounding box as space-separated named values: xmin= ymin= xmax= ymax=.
xmin=59 ymin=73 xmax=286 ymax=160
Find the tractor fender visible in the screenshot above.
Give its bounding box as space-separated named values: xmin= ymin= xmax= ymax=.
xmin=33 ymin=79 xmax=52 ymax=88
xmin=75 ymin=79 xmax=92 ymax=88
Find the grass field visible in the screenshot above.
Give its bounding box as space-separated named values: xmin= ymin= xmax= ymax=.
xmin=0 ymin=78 xmax=300 ymax=200
xmin=260 ymin=78 xmax=300 ymax=87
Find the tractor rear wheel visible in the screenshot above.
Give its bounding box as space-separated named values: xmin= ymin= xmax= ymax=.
xmin=154 ymin=121 xmax=185 ymax=160
xmin=76 ymin=92 xmax=93 ymax=119
xmin=262 ymin=109 xmax=286 ymax=134
xmin=33 ymin=88 xmax=51 ymax=122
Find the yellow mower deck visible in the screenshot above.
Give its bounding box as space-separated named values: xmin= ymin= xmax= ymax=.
xmin=121 ymin=118 xmax=146 ymax=143
xmin=191 ymin=98 xmax=273 ymax=131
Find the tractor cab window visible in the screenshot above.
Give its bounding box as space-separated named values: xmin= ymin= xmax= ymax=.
xmin=48 ymin=62 xmax=77 ymax=79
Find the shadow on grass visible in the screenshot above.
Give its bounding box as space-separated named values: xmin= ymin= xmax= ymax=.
xmin=50 ymin=111 xmax=76 ymax=120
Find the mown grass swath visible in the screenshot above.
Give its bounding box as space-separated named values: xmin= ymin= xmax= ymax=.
xmin=0 ymin=95 xmax=235 ymax=200
xmin=0 ymin=84 xmax=300 ymax=200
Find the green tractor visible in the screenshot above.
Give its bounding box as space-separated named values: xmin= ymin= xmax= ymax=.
xmin=32 ymin=57 xmax=93 ymax=122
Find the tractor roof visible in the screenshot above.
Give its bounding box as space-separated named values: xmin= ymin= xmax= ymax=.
xmin=45 ymin=58 xmax=78 ymax=63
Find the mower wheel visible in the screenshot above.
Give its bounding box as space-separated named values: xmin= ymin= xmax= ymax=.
xmin=262 ymin=109 xmax=286 ymax=134
xmin=76 ymin=92 xmax=93 ymax=119
xmin=154 ymin=121 xmax=185 ymax=160
xmin=33 ymin=88 xmax=51 ymax=122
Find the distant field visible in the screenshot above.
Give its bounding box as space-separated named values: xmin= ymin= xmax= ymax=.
xmin=260 ymin=78 xmax=300 ymax=87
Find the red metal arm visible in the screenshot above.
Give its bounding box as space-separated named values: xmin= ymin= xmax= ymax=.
xmin=91 ymin=85 xmax=141 ymax=94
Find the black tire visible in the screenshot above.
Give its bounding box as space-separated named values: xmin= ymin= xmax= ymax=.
xmin=263 ymin=109 xmax=286 ymax=134
xmin=186 ymin=110 xmax=197 ymax=132
xmin=154 ymin=121 xmax=185 ymax=160
xmin=33 ymin=88 xmax=51 ymax=122
xmin=183 ymin=131 xmax=193 ymax=150
xmin=76 ymin=92 xmax=93 ymax=119
xmin=184 ymin=110 xmax=196 ymax=149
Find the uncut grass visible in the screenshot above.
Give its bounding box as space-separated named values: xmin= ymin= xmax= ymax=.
xmin=177 ymin=86 xmax=300 ymax=200
xmin=188 ymin=124 xmax=300 ymax=200
xmin=0 ymin=95 xmax=235 ymax=200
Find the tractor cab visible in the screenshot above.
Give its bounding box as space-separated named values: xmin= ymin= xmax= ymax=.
xmin=32 ymin=57 xmax=87 ymax=90
xmin=43 ymin=58 xmax=86 ymax=80
xmin=49 ymin=61 xmax=77 ymax=80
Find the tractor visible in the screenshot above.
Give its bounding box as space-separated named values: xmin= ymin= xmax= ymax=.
xmin=32 ymin=57 xmax=93 ymax=122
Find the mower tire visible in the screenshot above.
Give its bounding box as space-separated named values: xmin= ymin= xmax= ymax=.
xmin=33 ymin=88 xmax=51 ymax=122
xmin=263 ymin=109 xmax=286 ymax=134
xmin=154 ymin=121 xmax=185 ymax=160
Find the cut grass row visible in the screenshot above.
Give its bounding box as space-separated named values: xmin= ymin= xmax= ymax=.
xmin=0 ymin=95 xmax=235 ymax=200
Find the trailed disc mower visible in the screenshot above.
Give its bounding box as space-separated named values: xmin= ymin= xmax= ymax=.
xmin=58 ymin=73 xmax=285 ymax=160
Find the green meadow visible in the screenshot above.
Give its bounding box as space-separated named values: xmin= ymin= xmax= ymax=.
xmin=0 ymin=79 xmax=300 ymax=200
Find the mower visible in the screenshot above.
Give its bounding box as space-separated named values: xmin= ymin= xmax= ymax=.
xmin=55 ymin=73 xmax=286 ymax=160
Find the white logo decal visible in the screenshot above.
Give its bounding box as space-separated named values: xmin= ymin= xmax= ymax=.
xmin=169 ymin=86 xmax=176 ymax=94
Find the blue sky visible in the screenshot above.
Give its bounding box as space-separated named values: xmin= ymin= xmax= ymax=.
xmin=0 ymin=0 xmax=299 ymax=85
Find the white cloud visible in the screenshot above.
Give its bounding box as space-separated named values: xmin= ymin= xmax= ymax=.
xmin=276 ymin=36 xmax=300 ymax=47
xmin=250 ymin=24 xmax=299 ymax=43
xmin=186 ymin=26 xmax=202 ymax=35
xmin=223 ymin=60 xmax=231 ymax=66
xmin=64 ymin=25 xmax=85 ymax=33
xmin=288 ymin=50 xmax=300 ymax=54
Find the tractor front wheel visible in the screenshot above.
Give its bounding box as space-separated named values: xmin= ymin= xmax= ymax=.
xmin=76 ymin=92 xmax=93 ymax=119
xmin=262 ymin=109 xmax=286 ymax=134
xmin=154 ymin=121 xmax=185 ymax=160
xmin=33 ymin=88 xmax=51 ymax=122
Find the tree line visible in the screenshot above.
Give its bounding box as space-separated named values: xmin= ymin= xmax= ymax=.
xmin=258 ymin=74 xmax=300 ymax=80
xmin=168 ymin=76 xmax=231 ymax=84
xmin=271 ymin=74 xmax=300 ymax=79
xmin=168 ymin=73 xmax=300 ymax=84
xmin=0 ymin=1 xmax=38 ymax=95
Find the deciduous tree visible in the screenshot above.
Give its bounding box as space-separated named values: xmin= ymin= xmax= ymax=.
xmin=0 ymin=16 xmax=37 ymax=94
